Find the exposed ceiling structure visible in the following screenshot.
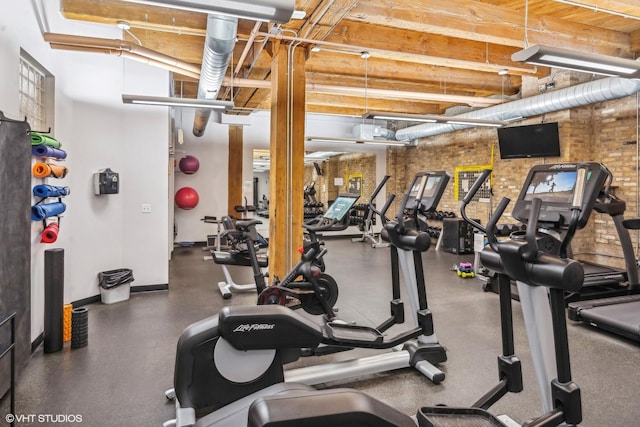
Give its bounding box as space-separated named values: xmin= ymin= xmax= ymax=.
xmin=56 ymin=0 xmax=640 ymax=122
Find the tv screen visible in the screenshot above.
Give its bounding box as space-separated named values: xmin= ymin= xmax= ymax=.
xmin=497 ymin=122 xmax=561 ymax=159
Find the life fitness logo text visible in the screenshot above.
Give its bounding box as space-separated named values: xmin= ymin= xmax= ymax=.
xmin=233 ymin=323 xmax=275 ymax=332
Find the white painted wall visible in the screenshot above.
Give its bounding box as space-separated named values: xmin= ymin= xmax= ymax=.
xmin=0 ymin=0 xmax=169 ymax=341
xmin=173 ymin=109 xmax=229 ymax=243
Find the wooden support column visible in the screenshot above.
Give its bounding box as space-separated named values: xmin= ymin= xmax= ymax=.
xmin=228 ymin=125 xmax=243 ymax=216
xmin=268 ymin=42 xmax=306 ymax=279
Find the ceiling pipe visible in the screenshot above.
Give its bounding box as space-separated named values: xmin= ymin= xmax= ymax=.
xmin=394 ymin=77 xmax=640 ymax=141
xmin=43 ymin=33 xmax=200 ymax=75
xmin=193 ymin=15 xmax=238 ymax=137
xmin=221 ymin=21 xmax=262 ymax=102
xmin=49 ymin=44 xmax=201 ymax=79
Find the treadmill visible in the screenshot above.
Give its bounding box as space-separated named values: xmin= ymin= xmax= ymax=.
xmin=483 ymin=170 xmax=638 ymax=305
xmin=570 ymin=187 xmax=636 ymax=302
xmin=568 ymin=212 xmax=640 ymax=342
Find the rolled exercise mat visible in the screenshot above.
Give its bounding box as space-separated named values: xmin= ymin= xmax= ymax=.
xmin=33 ymin=162 xmax=68 ymax=179
xmin=44 ymin=248 xmax=65 ymax=353
xmin=71 ymin=307 xmax=89 ymax=349
xmin=63 ymin=304 xmax=73 ymax=342
xmin=33 ymin=184 xmax=70 ymax=198
xmin=31 ymin=131 xmax=62 ymax=148
xmin=32 ymin=145 xmax=67 ymax=160
xmin=31 ymin=202 xmax=66 ymax=221
xmin=41 ymin=222 xmax=60 ymax=243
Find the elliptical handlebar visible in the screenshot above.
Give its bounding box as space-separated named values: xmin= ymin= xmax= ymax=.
xmin=460 ymin=169 xmax=492 ymax=235
xmin=522 ymin=198 xmax=542 ymax=261
xmin=560 ymin=164 xmax=588 ymax=257
xmin=302 ymin=217 xmax=341 ymax=234
xmin=368 ymin=175 xmax=390 ymax=214
xmin=485 ymin=197 xmax=511 ymax=252
xmin=378 ymin=193 xmax=396 ymax=225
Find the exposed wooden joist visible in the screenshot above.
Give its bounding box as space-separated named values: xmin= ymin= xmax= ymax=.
xmin=349 ymin=0 xmax=632 ymax=56
xmin=308 ymin=20 xmax=542 ymax=77
xmin=61 ymin=0 xmax=206 ymax=34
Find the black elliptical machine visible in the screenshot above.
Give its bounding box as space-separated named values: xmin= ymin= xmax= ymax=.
xmin=244 ymin=162 xmax=606 ymax=427
xmin=163 ymin=171 xmax=451 ymax=427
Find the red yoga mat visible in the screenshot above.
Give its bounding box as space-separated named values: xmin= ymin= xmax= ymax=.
xmin=33 ymin=162 xmax=68 ymax=179
xmin=41 ymin=222 xmax=59 ymax=244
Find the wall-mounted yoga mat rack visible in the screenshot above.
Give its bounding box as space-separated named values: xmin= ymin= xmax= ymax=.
xmin=30 ymin=129 xmax=69 ymax=245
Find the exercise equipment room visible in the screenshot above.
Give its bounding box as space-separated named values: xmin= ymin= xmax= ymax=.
xmin=2 ymin=1 xmax=640 ymax=426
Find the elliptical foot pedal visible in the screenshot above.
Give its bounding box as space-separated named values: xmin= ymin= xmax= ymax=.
xmin=417 ymin=406 xmax=510 ymax=426
xmin=325 ymin=322 xmax=384 ymax=345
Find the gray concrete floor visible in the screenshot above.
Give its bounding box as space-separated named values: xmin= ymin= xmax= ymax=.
xmin=7 ymin=238 xmax=640 ymax=426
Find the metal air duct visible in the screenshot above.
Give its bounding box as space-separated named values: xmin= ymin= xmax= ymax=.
xmin=193 ymin=15 xmax=237 ymax=137
xmin=395 ymin=77 xmax=640 ymax=141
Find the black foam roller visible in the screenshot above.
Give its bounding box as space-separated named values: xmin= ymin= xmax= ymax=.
xmin=44 ymin=248 xmax=64 ymax=353
xmin=71 ymin=307 xmax=88 ymax=349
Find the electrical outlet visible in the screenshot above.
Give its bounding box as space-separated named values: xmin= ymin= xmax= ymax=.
xmin=141 ymin=204 xmax=152 ymax=213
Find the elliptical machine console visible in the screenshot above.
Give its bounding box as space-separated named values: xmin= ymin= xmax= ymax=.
xmin=511 ymin=162 xmax=610 ymax=231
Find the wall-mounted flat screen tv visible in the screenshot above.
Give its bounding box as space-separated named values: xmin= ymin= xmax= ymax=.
xmin=497 ymin=122 xmax=561 ymax=159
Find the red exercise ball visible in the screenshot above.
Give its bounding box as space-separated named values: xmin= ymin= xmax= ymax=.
xmin=179 ymin=155 xmax=200 ymax=174
xmin=175 ymin=187 xmax=199 ymax=209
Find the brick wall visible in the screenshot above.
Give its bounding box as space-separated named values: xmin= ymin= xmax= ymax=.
xmin=305 ymin=152 xmax=377 ymax=207
xmin=385 ymin=73 xmax=639 ymax=270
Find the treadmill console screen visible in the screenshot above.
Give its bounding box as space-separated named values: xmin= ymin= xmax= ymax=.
xmin=323 ymin=194 xmax=360 ymax=221
xmin=523 ymin=170 xmax=578 ymax=204
xmin=403 ymin=171 xmax=450 ymax=213
xmin=512 ymin=162 xmax=610 ymax=229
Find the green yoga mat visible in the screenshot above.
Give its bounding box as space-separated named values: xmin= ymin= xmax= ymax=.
xmin=31 ymin=132 xmax=61 ymax=149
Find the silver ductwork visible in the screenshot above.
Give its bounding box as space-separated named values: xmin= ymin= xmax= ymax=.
xmin=353 ymin=124 xmax=396 ymax=140
xmin=193 ymin=14 xmax=237 ymax=137
xmin=395 ymin=77 xmax=640 ymax=141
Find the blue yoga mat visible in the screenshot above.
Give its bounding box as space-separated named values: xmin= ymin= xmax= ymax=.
xmin=33 ymin=185 xmax=70 ymax=198
xmin=32 ymin=145 xmax=68 ymax=160
xmin=31 ymin=202 xmax=67 ymax=221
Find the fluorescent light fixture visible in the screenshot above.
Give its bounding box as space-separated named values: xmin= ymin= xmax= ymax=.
xmin=511 ymin=44 xmax=640 ymax=78
xmin=363 ymin=111 xmax=508 ymax=127
xmin=122 ymin=94 xmax=234 ymax=110
xmin=121 ymin=0 xmax=297 ymax=24
xmin=305 ymin=136 xmax=412 ymax=146
xmin=305 ymin=151 xmax=344 ymax=158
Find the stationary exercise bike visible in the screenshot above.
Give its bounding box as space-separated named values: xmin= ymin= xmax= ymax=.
xmin=210 ymin=195 xmax=357 ymax=309
xmin=243 ymin=162 xmax=602 ymax=427
xmin=210 ymin=216 xmax=269 ymax=298
xmin=163 ymin=171 xmax=451 ymax=427
xmin=256 ymin=194 xmax=363 ymax=316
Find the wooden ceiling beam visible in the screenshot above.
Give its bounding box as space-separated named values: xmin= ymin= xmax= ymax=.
xmin=306 ymin=53 xmax=518 ymax=94
xmin=349 ymin=0 xmax=632 ymax=57
xmin=311 ymin=20 xmax=542 ymax=77
xmin=61 ymin=0 xmax=206 ymax=34
xmin=305 ymin=92 xmax=448 ymax=115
